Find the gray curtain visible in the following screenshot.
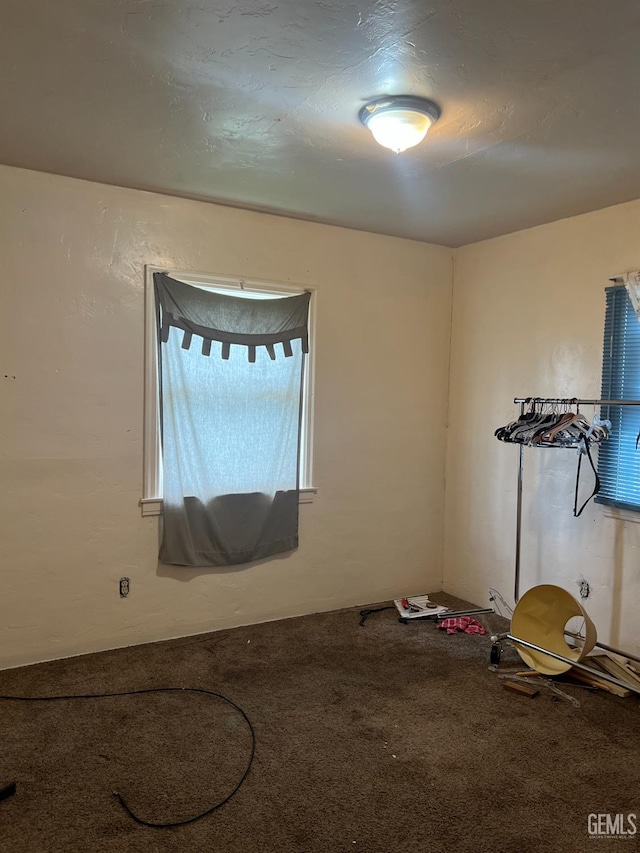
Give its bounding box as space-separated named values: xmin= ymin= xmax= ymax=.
xmin=154 ymin=272 xmax=310 ymax=567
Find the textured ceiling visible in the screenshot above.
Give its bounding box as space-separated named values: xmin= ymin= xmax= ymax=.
xmin=1 ymin=0 xmax=639 ymax=246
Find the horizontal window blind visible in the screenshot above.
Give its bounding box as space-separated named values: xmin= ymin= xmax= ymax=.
xmin=597 ymin=285 xmax=640 ymax=510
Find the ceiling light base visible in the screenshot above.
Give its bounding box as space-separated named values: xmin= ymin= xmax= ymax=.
xmin=359 ymin=95 xmax=441 ymax=154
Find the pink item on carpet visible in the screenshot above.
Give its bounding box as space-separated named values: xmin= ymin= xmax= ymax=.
xmin=437 ymin=616 xmax=486 ymax=635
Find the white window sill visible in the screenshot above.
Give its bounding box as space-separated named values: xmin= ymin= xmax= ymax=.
xmin=140 ymin=488 xmax=318 ymax=517
xmin=602 ymin=506 xmax=640 ymax=524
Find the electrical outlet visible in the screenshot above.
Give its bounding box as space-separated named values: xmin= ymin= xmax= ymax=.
xmin=119 ymin=577 xmax=130 ymax=597
xmin=578 ymin=579 xmax=590 ymax=599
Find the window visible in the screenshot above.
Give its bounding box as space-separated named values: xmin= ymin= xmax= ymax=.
xmin=141 ymin=266 xmax=316 ymax=516
xmin=596 ymin=283 xmax=640 ymax=511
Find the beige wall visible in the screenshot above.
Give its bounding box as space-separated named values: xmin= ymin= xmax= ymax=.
xmin=0 ymin=164 xmax=453 ymax=669
xmin=445 ymin=199 xmax=640 ymax=654
xmin=7 ymin=160 xmax=639 ymax=670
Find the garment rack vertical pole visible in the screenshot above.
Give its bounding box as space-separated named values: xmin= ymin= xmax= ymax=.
xmin=511 ymin=396 xmax=640 ymax=604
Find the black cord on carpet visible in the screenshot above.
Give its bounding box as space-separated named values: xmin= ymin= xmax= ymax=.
xmin=358 ymin=605 xmax=395 ymax=626
xmin=0 ymin=686 xmax=255 ymax=828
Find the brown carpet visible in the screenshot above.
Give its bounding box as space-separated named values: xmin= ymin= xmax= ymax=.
xmin=0 ymin=593 xmax=638 ymax=853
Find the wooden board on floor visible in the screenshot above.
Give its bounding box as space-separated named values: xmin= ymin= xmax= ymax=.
xmin=589 ymin=652 xmax=640 ymax=690
xmin=568 ymin=668 xmax=630 ymax=697
xmin=503 ymin=679 xmax=540 ymax=698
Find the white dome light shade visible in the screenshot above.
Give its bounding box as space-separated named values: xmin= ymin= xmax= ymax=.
xmin=359 ymin=96 xmax=440 ymax=154
xmin=366 ymin=109 xmax=433 ymax=153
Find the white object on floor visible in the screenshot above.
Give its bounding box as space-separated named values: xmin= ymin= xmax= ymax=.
xmin=393 ymin=595 xmax=449 ymax=619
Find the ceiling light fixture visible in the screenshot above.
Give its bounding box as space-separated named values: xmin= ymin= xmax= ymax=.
xmin=359 ymin=95 xmax=441 ymax=154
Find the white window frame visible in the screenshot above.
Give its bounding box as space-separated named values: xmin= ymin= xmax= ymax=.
xmin=141 ymin=265 xmax=317 ymax=517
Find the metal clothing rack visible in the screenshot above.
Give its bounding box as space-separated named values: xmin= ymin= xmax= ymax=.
xmin=511 ymin=396 xmax=640 ymax=605
xmin=499 ymin=396 xmax=640 ymax=696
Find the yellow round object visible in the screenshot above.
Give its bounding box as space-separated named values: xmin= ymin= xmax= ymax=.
xmin=511 ymin=584 xmax=597 ymax=675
